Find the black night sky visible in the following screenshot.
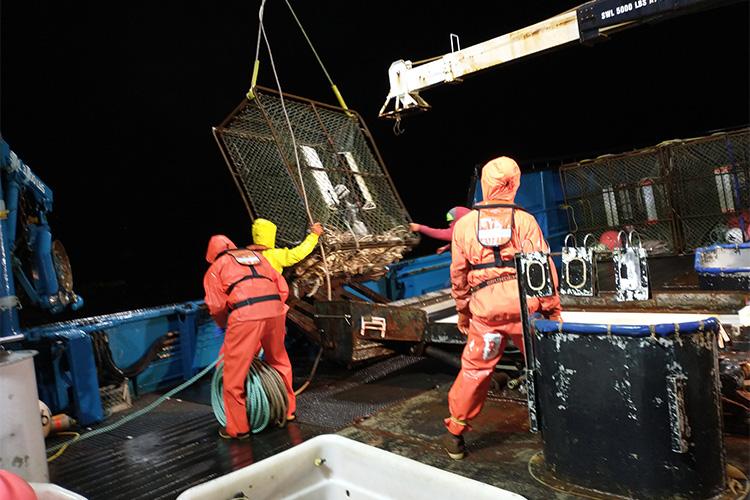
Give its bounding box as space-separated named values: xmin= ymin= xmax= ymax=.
xmin=1 ymin=1 xmax=748 ymax=320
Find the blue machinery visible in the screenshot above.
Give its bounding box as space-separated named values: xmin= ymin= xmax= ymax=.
xmin=0 ymin=141 xmax=222 ymax=426
xmin=0 ymin=140 xmax=83 ymax=337
xmin=24 ymin=302 xmax=223 ymax=425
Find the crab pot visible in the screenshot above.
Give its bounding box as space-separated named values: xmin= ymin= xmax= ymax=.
xmin=531 ymin=317 xmax=725 ymax=499
xmin=213 ymin=87 xmax=417 ymax=296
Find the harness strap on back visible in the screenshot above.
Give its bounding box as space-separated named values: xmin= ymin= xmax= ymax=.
xmin=470 ymin=247 xmax=515 ymax=270
xmin=214 ymin=249 xmax=231 ymax=261
xmin=226 ymin=272 xmax=272 ymax=296
xmin=470 ymin=273 xmax=517 ymax=293
xmin=218 ymin=250 xmax=273 ymax=296
xmin=228 ymin=294 xmax=282 ymax=313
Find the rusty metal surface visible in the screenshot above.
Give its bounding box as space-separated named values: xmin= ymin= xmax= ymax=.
xmin=561 ymin=289 xmax=747 ymax=313
xmin=352 ymin=302 xmax=426 ymax=342
xmin=314 ymin=300 xmax=391 ymax=364
xmin=350 ymin=336 xmax=395 ymax=363
xmin=425 ymin=322 xmax=465 ymax=345
xmin=338 ymin=385 xmax=750 ymax=500
xmin=314 ymin=300 xmax=427 ymax=363
xmin=527 ymin=453 xmax=633 ymax=500
xmin=338 ymin=389 xmax=577 ymax=499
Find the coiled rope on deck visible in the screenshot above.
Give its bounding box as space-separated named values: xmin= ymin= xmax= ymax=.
xmin=210 ymin=358 xmax=289 ymax=433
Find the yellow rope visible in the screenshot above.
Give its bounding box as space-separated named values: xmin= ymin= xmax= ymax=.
xmin=449 ymin=416 xmax=467 ymax=426
xmin=46 ymin=432 xmax=80 ymax=462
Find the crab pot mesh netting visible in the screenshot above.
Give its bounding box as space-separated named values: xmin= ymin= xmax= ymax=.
xmin=214 ymin=88 xmax=416 ymax=295
xmin=670 ymin=130 xmax=750 ymax=249
xmin=560 ymin=128 xmax=750 ymax=254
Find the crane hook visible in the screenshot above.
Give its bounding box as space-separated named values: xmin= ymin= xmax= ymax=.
xmin=393 ymin=115 xmax=405 ymax=136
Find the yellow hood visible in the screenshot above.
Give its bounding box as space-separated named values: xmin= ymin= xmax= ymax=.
xmin=252 ymin=218 xmax=277 ymax=249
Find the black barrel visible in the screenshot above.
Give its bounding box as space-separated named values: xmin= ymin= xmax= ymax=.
xmin=532 ymin=317 xmax=726 ymax=499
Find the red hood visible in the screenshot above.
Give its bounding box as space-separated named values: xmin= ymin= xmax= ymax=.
xmin=480 ymin=157 xmax=521 ymax=203
xmin=205 ymin=235 xmax=237 ymax=263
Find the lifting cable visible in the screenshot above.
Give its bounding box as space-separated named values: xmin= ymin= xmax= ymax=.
xmin=282 ymin=0 xmax=349 ymax=111
xmin=47 ymin=13 xmax=346 ymax=455
xmin=253 ymin=0 xmax=328 ymax=393
xmin=251 ymin=0 xmax=333 ymax=304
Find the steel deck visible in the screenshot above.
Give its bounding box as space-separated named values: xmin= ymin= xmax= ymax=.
xmin=47 ymin=358 xmax=749 ymax=500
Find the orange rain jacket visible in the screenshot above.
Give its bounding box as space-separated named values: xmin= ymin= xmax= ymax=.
xmin=450 ymin=157 xmax=562 ymax=324
xmin=203 ymin=235 xmax=289 ymax=329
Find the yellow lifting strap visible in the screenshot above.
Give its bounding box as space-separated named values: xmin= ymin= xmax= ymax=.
xmin=247 ymin=0 xmax=351 ymax=115
xmin=331 ymin=84 xmax=348 ymax=111
xmin=246 ymin=60 xmax=261 ymax=100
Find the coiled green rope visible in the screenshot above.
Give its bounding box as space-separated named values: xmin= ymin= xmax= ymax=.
xmin=210 ymin=358 xmax=289 ymax=434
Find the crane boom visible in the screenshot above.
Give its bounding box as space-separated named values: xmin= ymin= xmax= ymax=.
xmin=379 ymin=0 xmax=738 ymax=119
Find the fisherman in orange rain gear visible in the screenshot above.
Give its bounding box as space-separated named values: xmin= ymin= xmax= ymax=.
xmin=442 ymin=156 xmax=562 ymax=460
xmin=203 ymin=235 xmax=296 ymax=439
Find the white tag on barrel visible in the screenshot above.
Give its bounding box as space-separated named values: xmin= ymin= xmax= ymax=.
xmin=518 ymin=244 xmax=554 ymax=298
xmin=613 ymin=230 xmax=650 ymax=301
xmin=560 ymin=233 xmax=596 ymax=297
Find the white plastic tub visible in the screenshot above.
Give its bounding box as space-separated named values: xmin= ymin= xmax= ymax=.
xmin=177 ymin=434 xmax=525 ymax=500
xmin=30 ymin=483 xmax=88 ymax=500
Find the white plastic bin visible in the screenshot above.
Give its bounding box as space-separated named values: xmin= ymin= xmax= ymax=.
xmin=178 ymin=434 xmax=525 ymax=500
xmin=30 ymin=483 xmax=88 ymax=500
